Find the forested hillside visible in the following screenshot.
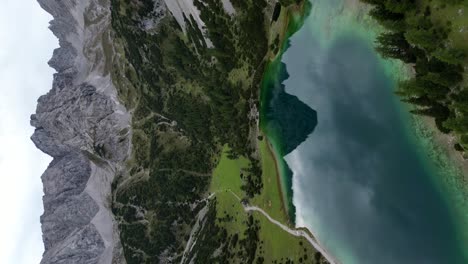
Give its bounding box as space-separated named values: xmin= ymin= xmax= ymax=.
xmin=109 ymin=0 xmax=326 ymax=263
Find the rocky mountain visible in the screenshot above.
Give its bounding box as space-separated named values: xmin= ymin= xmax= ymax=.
xmin=32 ymin=0 xmax=131 ymax=263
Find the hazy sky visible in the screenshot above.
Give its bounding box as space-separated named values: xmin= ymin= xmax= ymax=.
xmin=0 ymin=0 xmax=57 ymax=263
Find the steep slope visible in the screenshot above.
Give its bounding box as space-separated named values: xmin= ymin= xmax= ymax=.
xmin=32 ymin=0 xmax=131 ymax=263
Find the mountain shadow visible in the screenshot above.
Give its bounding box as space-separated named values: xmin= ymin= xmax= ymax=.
xmin=263 ymin=61 xmax=317 ymax=156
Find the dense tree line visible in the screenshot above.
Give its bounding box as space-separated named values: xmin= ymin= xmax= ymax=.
xmin=361 ymin=0 xmax=467 ymax=149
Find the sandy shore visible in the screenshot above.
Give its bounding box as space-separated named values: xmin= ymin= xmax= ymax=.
xmin=263 ymin=136 xmax=340 ymax=263
xmin=257 ymin=2 xmax=339 ymax=263
xmin=264 ymin=137 xmax=291 ymax=221
xmin=419 ymin=116 xmax=468 ymax=180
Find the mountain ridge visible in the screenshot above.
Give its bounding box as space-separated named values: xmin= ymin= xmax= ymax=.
xmin=31 ymin=0 xmax=131 ymax=263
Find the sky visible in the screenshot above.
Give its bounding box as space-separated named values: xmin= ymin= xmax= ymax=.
xmin=0 ymin=0 xmax=57 ymax=263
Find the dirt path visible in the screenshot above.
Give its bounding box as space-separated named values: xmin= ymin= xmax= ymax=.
xmin=226 ymin=190 xmax=338 ymax=264
xmin=244 ymin=205 xmax=338 ymax=264
xmin=192 ymin=189 xmax=338 ymax=263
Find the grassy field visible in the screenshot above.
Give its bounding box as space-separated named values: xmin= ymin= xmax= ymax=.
xmin=256 ymin=215 xmax=317 ymax=263
xmin=210 ymin=145 xmax=323 ymax=263
xmin=252 ymin=138 xmax=290 ymax=224
xmin=422 ymin=0 xmax=468 ymax=51
xmin=209 ymin=145 xmax=250 ymax=197
xmin=420 ymin=0 xmax=468 ymax=84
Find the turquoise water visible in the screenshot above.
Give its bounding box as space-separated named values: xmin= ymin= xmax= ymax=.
xmin=268 ymin=0 xmax=468 ymax=263
xmin=260 ymin=1 xmax=316 ymax=222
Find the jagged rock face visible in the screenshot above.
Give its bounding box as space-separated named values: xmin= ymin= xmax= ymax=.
xmin=32 ymin=0 xmax=131 ymax=263
xmin=32 ymin=84 xmax=128 ymax=162
xmin=42 ymin=225 xmax=106 ymax=264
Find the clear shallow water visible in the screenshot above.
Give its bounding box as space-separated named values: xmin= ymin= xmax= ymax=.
xmin=277 ymin=0 xmax=468 ymax=263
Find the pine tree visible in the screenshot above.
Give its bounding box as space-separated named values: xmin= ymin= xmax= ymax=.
xmin=375 ymin=32 xmax=416 ymax=62
xmin=433 ymin=48 xmax=467 ymax=65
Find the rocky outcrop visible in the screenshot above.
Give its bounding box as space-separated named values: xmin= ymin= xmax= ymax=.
xmin=32 ymin=0 xmax=131 ymax=263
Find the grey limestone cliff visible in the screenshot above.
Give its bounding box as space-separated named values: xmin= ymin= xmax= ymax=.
xmin=31 ymin=0 xmax=131 ymax=263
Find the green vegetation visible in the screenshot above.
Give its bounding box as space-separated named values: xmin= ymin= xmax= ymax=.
xmin=252 ymin=139 xmax=290 ymax=223
xmin=108 ymin=0 xmax=325 ymax=263
xmin=260 ymin=0 xmax=314 ymax=222
xmin=361 ymin=0 xmax=468 ymax=152
xmin=210 ymin=145 xmax=250 ymax=197
xmin=209 ymin=146 xmax=327 ymax=263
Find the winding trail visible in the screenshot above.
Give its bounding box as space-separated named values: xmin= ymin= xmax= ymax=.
xmin=244 ymin=205 xmax=338 ymax=264
xmin=180 ymin=189 xmax=338 ymax=264
xmin=227 ymin=190 xmax=338 ymax=264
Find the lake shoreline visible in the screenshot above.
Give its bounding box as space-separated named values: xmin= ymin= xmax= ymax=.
xmin=259 ymin=0 xmax=313 ymax=224
xmin=269 ymin=0 xmax=468 ymax=262
xmin=263 ymin=136 xmax=291 ymax=224
xmin=378 ymin=6 xmax=468 ymax=253
xmin=354 ymin=0 xmax=468 ymax=259
xmin=259 ymin=134 xmax=341 ymax=263
xmin=258 ymin=1 xmax=340 ymax=263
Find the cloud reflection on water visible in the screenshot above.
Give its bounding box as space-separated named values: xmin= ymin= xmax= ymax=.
xmin=283 ymin=19 xmax=462 ymax=264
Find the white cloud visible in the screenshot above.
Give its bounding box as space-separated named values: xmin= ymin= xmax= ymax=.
xmin=0 ymin=0 xmax=57 ymax=263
